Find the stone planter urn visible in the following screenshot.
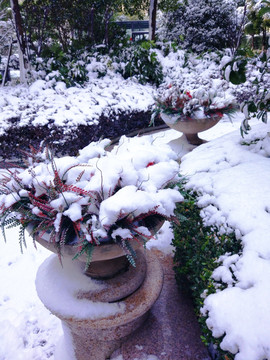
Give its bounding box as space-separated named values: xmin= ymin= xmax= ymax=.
xmin=0 ymin=135 xmax=183 ymax=360
xmin=35 ymin=237 xmax=164 ymax=360
xmin=160 ymin=112 xmax=222 ymax=145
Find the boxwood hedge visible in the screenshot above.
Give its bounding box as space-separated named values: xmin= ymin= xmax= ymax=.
xmin=172 ymin=182 xmax=242 ymax=360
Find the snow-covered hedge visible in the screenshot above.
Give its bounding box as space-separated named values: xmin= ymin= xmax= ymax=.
xmin=0 ymin=48 xmax=234 ymax=135
xmin=174 ymin=122 xmax=270 ymax=360
xmin=172 ymin=186 xmax=242 ymax=360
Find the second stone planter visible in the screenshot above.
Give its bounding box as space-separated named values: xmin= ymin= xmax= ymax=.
xmin=161 ymin=112 xmax=222 ymax=145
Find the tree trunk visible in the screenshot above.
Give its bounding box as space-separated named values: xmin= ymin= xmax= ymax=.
xmin=90 ymin=7 xmax=94 ymax=42
xmin=149 ymin=0 xmax=158 ymax=41
xmin=10 ymin=0 xmax=28 ymax=82
xmin=104 ymin=6 xmax=113 ymax=46
xmin=262 ymin=27 xmax=267 ymax=51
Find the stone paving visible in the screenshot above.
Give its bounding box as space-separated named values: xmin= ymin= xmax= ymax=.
xmin=111 ymin=249 xmax=211 ymax=360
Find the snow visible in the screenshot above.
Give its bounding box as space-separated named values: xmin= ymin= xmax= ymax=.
xmin=0 ymin=75 xmax=155 ymax=135
xmin=0 ymin=49 xmax=236 ymax=137
xmin=0 ymin=49 xmax=270 ymax=359
xmin=36 ymin=255 xmax=125 ymax=320
xmin=0 ymin=135 xmax=181 ymax=251
xmin=1 ymin=112 xmax=269 ymax=360
xmin=180 ymin=121 xmax=270 ymax=360
xmin=0 ymin=227 xmax=61 ymax=360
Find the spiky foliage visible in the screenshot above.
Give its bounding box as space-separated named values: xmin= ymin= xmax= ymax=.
xmin=0 ymin=142 xmax=180 ymax=268
xmin=152 ymin=83 xmax=239 ymax=122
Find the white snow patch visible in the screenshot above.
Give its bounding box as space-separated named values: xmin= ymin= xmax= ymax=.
xmin=36 ymin=255 xmax=125 ymax=320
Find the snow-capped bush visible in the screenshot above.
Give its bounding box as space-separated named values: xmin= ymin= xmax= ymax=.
xmin=116 ymin=41 xmax=164 ymax=86
xmin=176 ymin=124 xmax=270 ymax=360
xmin=158 ymin=0 xmax=239 ymax=53
xmin=0 ymin=136 xmax=183 ymax=267
xmin=31 ymin=41 xmax=164 ymax=87
xmin=152 ymin=81 xmax=238 ymax=121
xmin=221 ymin=49 xmax=270 ymax=135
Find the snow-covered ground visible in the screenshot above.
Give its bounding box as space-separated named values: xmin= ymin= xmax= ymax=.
xmin=0 ymin=45 xmax=269 ymax=360
xmin=1 ymin=111 xmax=269 ymax=360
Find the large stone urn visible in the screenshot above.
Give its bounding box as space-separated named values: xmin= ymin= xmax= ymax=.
xmin=33 ymin=226 xmax=164 ymax=360
xmin=161 ymin=112 xmax=222 ymax=145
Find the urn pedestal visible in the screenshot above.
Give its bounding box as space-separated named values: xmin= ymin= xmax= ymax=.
xmin=35 ymin=248 xmax=163 ymax=360
xmin=161 ymin=112 xmax=222 ymax=145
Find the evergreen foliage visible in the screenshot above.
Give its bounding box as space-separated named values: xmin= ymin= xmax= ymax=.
xmin=31 ymin=40 xmax=164 ymax=88
xmin=120 ymin=40 xmax=164 ymax=86
xmin=245 ymin=0 xmax=270 ymax=50
xmin=159 ymin=0 xmax=239 ymax=52
xmin=0 ymin=0 xmax=13 ymax=57
xmin=21 ymin=0 xmax=148 ymax=56
xmin=172 ymin=182 xmax=242 ymax=358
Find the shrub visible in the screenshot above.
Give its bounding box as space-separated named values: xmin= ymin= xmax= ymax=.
xmin=31 ymin=40 xmax=163 ymax=87
xmin=172 ymin=182 xmax=242 ymax=359
xmin=31 ymin=44 xmax=91 ymax=87
xmin=119 ymin=40 xmax=163 ymax=86
xmin=159 ymin=0 xmax=239 ymax=53
xmin=222 ymin=47 xmax=270 ymax=136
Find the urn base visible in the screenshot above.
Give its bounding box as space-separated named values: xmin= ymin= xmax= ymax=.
xmin=36 ymin=249 xmax=163 ymax=360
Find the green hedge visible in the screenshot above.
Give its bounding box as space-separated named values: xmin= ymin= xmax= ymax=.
xmin=171 ymin=182 xmax=242 ymax=360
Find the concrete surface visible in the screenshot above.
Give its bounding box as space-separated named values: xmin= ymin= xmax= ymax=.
xmin=111 ymin=249 xmax=211 ymax=360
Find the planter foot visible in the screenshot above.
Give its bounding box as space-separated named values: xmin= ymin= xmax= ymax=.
xmin=185 ymin=133 xmax=207 ymax=145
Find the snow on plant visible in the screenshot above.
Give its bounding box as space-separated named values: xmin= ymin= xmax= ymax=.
xmin=152 ymin=81 xmax=238 ymax=122
xmin=149 ymin=49 xmax=239 ymax=125
xmin=0 ymin=47 xmax=238 ymax=138
xmin=158 ymin=48 xmax=224 ymax=85
xmin=157 ymin=0 xmax=239 ymax=53
xmin=0 ymin=136 xmax=182 ymax=266
xmin=221 ymin=48 xmax=270 ymax=135
xmin=155 ymin=48 xmax=238 ymax=107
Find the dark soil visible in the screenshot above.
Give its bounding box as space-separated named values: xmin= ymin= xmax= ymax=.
xmin=0 ymin=111 xmax=166 ymax=160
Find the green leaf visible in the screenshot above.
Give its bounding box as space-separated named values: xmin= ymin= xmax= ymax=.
xmin=179 ymin=34 xmax=184 ymax=42
xmin=84 ymin=244 xmax=94 ymax=272
xmin=19 ymin=225 xmax=27 ymax=253
xmin=240 ymin=119 xmax=251 ymax=137
xmin=260 ymin=52 xmax=267 ymax=62
xmin=248 ymin=102 xmax=257 ymax=113
xmin=229 ymin=70 xmax=246 ymax=85
xmin=258 ymin=6 xmax=270 ymax=17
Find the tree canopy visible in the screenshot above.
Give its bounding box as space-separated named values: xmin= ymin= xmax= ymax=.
xmin=160 ymin=0 xmax=240 ymax=52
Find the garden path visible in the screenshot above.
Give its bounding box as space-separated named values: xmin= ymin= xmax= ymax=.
xmin=112 ymin=249 xmax=211 ymax=360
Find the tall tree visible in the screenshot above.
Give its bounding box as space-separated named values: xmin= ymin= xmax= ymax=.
xmin=0 ymin=0 xmax=13 ymax=51
xmin=149 ymin=0 xmax=158 ymax=40
xmin=22 ymin=0 xmax=148 ymax=53
xmin=149 ymin=0 xmax=179 ymax=41
xmin=10 ymin=0 xmax=28 ymax=82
